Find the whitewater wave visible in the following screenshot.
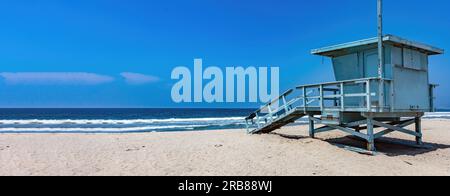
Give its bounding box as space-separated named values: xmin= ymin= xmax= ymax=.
xmin=0 ymin=124 xmax=211 ymax=132
xmin=1 ymin=112 xmax=446 ymax=126
xmin=424 ymin=112 xmax=450 ymax=119
xmin=0 ymin=117 xmax=245 ymax=125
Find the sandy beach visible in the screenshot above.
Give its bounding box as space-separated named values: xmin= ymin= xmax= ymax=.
xmin=1 ymin=119 xmax=449 ymax=176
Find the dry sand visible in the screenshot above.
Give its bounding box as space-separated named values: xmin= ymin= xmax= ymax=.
xmin=1 ymin=119 xmax=449 ymax=176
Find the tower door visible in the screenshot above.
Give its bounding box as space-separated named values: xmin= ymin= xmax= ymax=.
xmin=364 ymin=50 xmax=379 ymax=78
xmin=363 ymin=50 xmax=380 ymax=107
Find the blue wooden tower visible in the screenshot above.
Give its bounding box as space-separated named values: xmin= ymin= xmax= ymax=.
xmin=245 ymin=0 xmax=444 ymax=152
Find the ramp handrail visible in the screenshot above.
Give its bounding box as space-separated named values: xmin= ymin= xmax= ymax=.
xmin=245 ymin=90 xmax=312 ymax=133
xmin=246 ymin=89 xmax=294 ymax=119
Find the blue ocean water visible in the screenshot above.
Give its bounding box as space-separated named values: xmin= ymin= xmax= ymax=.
xmin=0 ymin=108 xmax=254 ymax=133
xmin=0 ymin=108 xmax=448 ymax=133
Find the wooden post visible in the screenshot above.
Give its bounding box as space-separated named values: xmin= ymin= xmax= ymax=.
xmin=256 ymin=113 xmax=261 ymax=129
xmin=303 ymin=87 xmax=307 ymax=112
xmin=282 ymin=96 xmax=289 ymax=112
xmin=319 ymin=85 xmax=324 ymax=111
xmin=268 ymin=105 xmax=274 ymax=122
xmin=309 ymin=115 xmax=315 ymax=138
xmin=415 ymin=117 xmax=423 ymax=145
xmin=390 ymin=80 xmax=395 ymax=112
xmin=367 ymin=118 xmax=376 ymax=151
xmin=366 ymin=80 xmax=372 ymax=112
xmin=334 ymin=90 xmax=338 ymax=107
xmin=340 ymin=83 xmax=345 ymax=111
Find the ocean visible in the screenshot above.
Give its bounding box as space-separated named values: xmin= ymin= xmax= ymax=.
xmin=0 ymin=108 xmax=254 ymax=133
xmin=0 ymin=108 xmax=448 ymax=133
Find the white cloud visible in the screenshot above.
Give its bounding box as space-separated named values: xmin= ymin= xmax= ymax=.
xmin=0 ymin=72 xmax=114 ymax=85
xmin=120 ymin=72 xmax=159 ymax=85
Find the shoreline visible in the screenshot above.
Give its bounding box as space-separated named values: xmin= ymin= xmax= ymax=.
xmin=1 ymin=119 xmax=449 ymax=176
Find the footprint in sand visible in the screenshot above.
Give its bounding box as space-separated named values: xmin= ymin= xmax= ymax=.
xmin=0 ymin=146 xmax=10 ymax=151
xmin=126 ymin=146 xmax=146 ymax=152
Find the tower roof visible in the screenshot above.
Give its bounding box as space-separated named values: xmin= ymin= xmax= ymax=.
xmin=311 ymin=35 xmax=444 ymax=57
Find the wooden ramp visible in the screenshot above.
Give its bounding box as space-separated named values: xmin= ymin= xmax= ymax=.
xmin=245 ymin=88 xmax=321 ymax=135
xmin=248 ymin=108 xmax=307 ymax=134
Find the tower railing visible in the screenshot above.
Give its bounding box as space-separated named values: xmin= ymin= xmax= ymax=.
xmin=297 ymin=77 xmax=392 ymax=112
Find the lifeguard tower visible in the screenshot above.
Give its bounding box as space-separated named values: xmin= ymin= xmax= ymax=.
xmin=245 ymin=1 xmax=444 ymax=152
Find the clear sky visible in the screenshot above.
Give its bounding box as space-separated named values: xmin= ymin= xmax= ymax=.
xmin=0 ymin=0 xmax=448 ymax=108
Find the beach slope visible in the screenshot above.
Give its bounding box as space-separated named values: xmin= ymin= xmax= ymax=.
xmin=1 ymin=120 xmax=449 ymax=176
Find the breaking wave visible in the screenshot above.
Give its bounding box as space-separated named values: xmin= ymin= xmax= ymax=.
xmin=0 ymin=117 xmax=245 ymax=125
xmin=0 ymin=125 xmax=210 ymax=133
xmin=0 ymin=116 xmax=246 ymax=133
xmin=424 ymin=112 xmax=450 ymax=119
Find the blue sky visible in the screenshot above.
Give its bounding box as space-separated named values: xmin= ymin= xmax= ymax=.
xmin=0 ymin=0 xmax=448 ymax=108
